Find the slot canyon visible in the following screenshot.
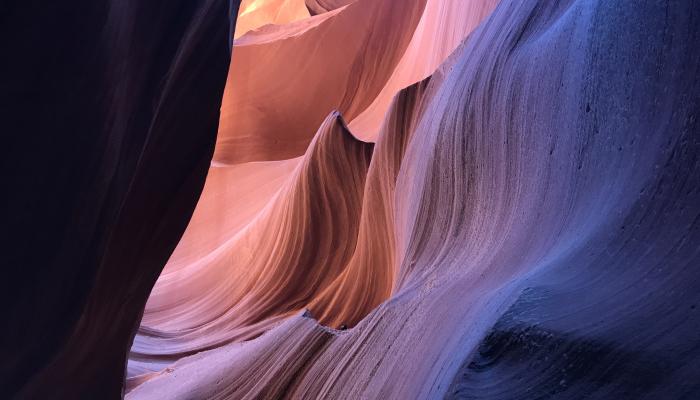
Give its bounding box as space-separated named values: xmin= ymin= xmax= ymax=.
xmin=2 ymin=0 xmax=699 ymax=398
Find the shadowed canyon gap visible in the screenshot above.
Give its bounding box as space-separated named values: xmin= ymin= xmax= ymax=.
xmin=2 ymin=0 xmax=700 ymax=399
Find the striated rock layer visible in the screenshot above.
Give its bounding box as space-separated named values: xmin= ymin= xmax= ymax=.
xmin=129 ymin=0 xmax=700 ymax=398
xmin=307 ymin=77 xmax=434 ymax=328
xmin=130 ymin=112 xmax=373 ymax=379
xmin=5 ymin=0 xmax=699 ymax=398
xmin=348 ymin=0 xmax=501 ymax=140
xmin=214 ymin=0 xmax=427 ymax=163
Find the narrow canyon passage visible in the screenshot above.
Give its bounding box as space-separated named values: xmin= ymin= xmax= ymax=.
xmin=128 ymin=0 xmax=700 ymax=398
xmin=3 ymin=0 xmax=699 ymax=399
xmin=126 ymin=0 xmax=500 ymax=388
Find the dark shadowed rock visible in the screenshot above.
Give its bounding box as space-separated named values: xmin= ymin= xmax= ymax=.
xmin=0 ymin=0 xmax=239 ymax=398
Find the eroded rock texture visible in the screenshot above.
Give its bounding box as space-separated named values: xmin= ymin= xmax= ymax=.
xmin=4 ymin=0 xmax=700 ymax=398
xmin=214 ymin=0 xmax=427 ymax=163
xmin=304 ymin=0 xmax=356 ymax=16
xmin=129 ymin=0 xmax=700 ymax=398
xmin=1 ymin=0 xmax=239 ymax=398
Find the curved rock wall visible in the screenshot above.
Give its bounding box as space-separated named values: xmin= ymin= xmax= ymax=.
xmin=1 ymin=0 xmax=239 ymax=398
xmin=129 ymin=0 xmax=700 ymax=398
xmin=5 ymin=0 xmax=699 ymax=398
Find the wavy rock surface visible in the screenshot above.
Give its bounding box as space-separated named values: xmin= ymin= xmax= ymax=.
xmin=214 ymin=0 xmax=426 ymax=163
xmin=307 ymin=78 xmax=434 ymax=328
xmin=235 ymin=0 xmax=309 ymax=39
xmin=166 ymin=158 xmax=300 ymax=272
xmin=8 ymin=0 xmax=695 ymax=397
xmin=156 ymin=0 xmax=501 ymax=337
xmin=348 ymin=0 xmax=500 ymax=140
xmin=128 ymin=0 xmax=700 ymax=398
xmin=304 ymin=0 xmax=356 ymax=15
xmin=129 ymin=112 xmax=373 ymax=384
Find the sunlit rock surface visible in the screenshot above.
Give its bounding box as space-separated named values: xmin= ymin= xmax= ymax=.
xmin=214 ymin=0 xmax=426 ymax=163
xmin=235 ymin=0 xmax=310 ymax=39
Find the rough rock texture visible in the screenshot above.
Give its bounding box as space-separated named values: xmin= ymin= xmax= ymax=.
xmin=0 ymin=0 xmax=239 ymax=398
xmin=129 ymin=0 xmax=700 ymax=398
